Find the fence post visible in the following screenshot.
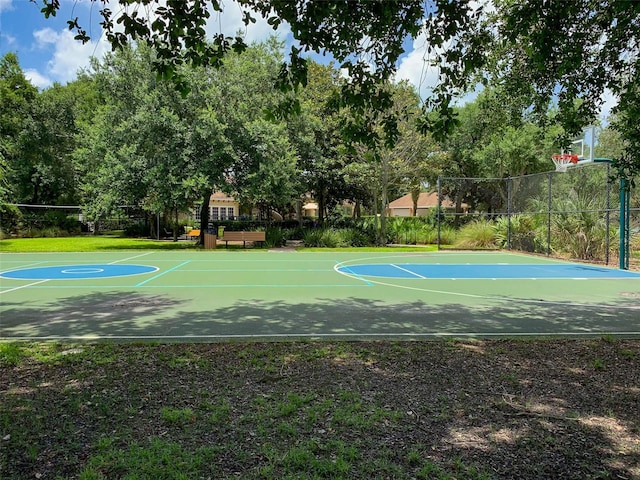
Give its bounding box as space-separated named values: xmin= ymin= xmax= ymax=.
xmin=620 ymin=177 xmax=630 ymax=270
xmin=506 ymin=177 xmax=512 ymax=250
xmin=547 ymin=172 xmax=553 ymax=256
xmin=437 ymin=176 xmax=442 ymax=251
xmin=605 ymin=162 xmax=611 ymax=266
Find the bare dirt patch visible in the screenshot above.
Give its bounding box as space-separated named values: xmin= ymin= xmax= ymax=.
xmin=1 ymin=339 xmax=639 ymax=479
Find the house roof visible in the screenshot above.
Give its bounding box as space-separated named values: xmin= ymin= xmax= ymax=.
xmin=209 ymin=191 xmax=236 ymax=203
xmin=389 ymin=192 xmax=459 ymax=209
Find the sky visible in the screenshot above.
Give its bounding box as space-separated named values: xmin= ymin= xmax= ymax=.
xmin=0 ymin=0 xmax=439 ymax=94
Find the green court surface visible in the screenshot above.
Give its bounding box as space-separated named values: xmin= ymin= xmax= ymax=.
xmin=1 ymin=250 xmax=639 ymax=341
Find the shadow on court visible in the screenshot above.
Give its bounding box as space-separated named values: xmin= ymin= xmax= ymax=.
xmin=1 ymin=290 xmax=639 ymax=339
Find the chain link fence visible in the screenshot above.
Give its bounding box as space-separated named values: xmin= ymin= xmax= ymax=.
xmin=438 ymin=162 xmax=639 ymax=267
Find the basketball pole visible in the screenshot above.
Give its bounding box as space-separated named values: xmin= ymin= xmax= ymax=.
xmin=593 ymin=158 xmax=630 ymax=270
xmin=620 ymin=177 xmax=631 ymax=270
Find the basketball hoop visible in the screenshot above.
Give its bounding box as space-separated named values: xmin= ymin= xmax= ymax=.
xmin=551 ymin=153 xmax=579 ymax=172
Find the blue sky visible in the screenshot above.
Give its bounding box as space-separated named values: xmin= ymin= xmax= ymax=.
xmin=0 ymin=0 xmax=114 ymax=87
xmin=0 ymin=0 xmax=437 ymax=94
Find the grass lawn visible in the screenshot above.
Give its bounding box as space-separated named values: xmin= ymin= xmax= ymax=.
xmin=1 ymin=236 xmax=638 ymax=479
xmin=0 ymin=236 xmax=443 ymax=253
xmin=0 ymin=236 xmax=198 ymax=252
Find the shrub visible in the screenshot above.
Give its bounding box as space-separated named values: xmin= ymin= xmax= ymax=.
xmin=265 ymin=227 xmax=286 ymax=248
xmin=632 ymin=231 xmax=640 ymax=253
xmin=454 ymin=219 xmax=497 ymax=249
xmin=302 ymin=228 xmax=357 ymax=247
xmin=338 ymin=227 xmax=372 ymax=247
xmin=420 ymin=224 xmax=457 ymax=245
xmin=385 ymin=217 xmax=436 ymax=245
xmin=552 ymin=208 xmax=612 ymax=260
xmin=495 ymin=215 xmax=546 ymax=253
xmin=0 ymin=203 xmax=22 ymax=235
xmin=123 ymin=222 xmax=149 ymax=237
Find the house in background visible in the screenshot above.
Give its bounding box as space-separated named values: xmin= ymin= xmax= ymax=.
xmin=193 ymin=191 xmax=239 ymax=223
xmin=192 ymin=191 xmax=323 ymax=224
xmin=388 ymin=191 xmax=466 ymax=217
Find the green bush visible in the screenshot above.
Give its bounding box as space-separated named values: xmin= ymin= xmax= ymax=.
xmin=386 ymin=217 xmax=436 ymax=245
xmin=0 ymin=203 xmax=22 ymax=235
xmin=302 ymin=228 xmax=371 ymax=247
xmin=495 ymin=215 xmax=546 ymax=253
xmin=338 ymin=227 xmax=373 ymax=247
xmin=265 ymin=227 xmax=285 ymax=248
xmin=550 ymin=196 xmax=612 ymax=260
xmin=454 ymin=219 xmax=497 ymax=249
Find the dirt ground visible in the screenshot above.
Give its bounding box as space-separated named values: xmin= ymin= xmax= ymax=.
xmin=1 ymin=339 xmax=639 ymax=479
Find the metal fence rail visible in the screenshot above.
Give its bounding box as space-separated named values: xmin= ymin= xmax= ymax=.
xmin=438 ymin=162 xmax=638 ymax=268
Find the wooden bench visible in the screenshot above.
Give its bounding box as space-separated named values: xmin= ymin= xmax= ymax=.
xmin=187 ymin=229 xmax=200 ymax=240
xmin=220 ymin=231 xmax=266 ymax=248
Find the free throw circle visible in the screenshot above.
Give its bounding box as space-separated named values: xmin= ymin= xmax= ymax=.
xmin=61 ymin=267 xmax=105 ymax=274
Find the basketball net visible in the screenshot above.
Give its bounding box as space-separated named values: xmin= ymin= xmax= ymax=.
xmin=551 ymin=153 xmax=579 ymax=172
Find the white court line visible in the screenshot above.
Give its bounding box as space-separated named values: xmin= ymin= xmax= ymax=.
xmin=0 ymin=261 xmax=49 ymax=273
xmin=391 ymin=264 xmax=426 ymax=279
xmin=110 ymin=252 xmax=154 ymax=264
xmin=3 ymin=331 xmax=640 ymax=341
xmin=0 ymin=279 xmax=50 ymax=294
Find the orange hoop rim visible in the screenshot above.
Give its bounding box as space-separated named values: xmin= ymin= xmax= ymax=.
xmin=551 ymin=153 xmax=580 ymax=164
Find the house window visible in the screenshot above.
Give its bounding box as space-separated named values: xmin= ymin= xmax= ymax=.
xmin=212 ymin=207 xmax=219 ymax=220
xmin=194 ymin=207 xmax=201 ymax=221
xmin=226 ymin=207 xmax=234 ymax=220
xmin=221 ymin=207 xmax=228 ymax=220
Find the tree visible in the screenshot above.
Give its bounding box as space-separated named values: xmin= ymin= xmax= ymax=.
xmin=41 ymin=0 xmax=640 ymax=180
xmin=37 ymin=0 xmax=484 ymax=145
xmin=80 ymin=39 xmax=295 ymax=239
xmin=345 ymin=81 xmax=440 ymax=244
xmin=287 ymin=61 xmax=350 ymax=225
xmin=0 ymin=53 xmax=38 ymax=201
xmin=234 ymin=119 xmax=301 ymax=220
xmin=10 ymin=82 xmax=85 ymax=205
xmin=439 ymin=88 xmax=563 ymax=219
xmin=79 ymin=43 xmax=236 ymax=238
xmin=481 ymin=1 xmax=640 ymax=180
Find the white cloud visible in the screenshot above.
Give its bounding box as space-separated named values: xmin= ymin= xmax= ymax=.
xmin=32 ymin=27 xmax=109 ymax=85
xmin=1 ymin=31 xmax=16 ymax=48
xmin=599 ymin=88 xmax=618 ymax=124
xmin=0 ymin=0 xmax=13 ymax=13
xmin=24 ymin=68 xmax=50 ymax=89
xmin=394 ymin=32 xmax=441 ymax=101
xmin=205 ymin=1 xmax=292 ymax=48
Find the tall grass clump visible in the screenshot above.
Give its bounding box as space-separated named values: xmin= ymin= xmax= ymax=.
xmin=453 ymin=219 xmax=497 ymax=249
xmin=550 ymin=196 xmax=612 ymax=260
xmin=302 ymin=228 xmax=342 ymax=247
xmin=424 ymin=225 xmax=457 ymax=245
xmin=302 ymin=227 xmax=372 ymax=247
xmin=386 ymin=217 xmax=437 ymax=245
xmin=631 ymin=231 xmax=640 ymax=259
xmin=494 ymin=215 xmax=546 ymax=253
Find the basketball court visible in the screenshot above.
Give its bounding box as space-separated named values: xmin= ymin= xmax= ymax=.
xmin=1 ymin=250 xmax=639 ymax=341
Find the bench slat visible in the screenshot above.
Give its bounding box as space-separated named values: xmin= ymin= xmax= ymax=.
xmin=220 ymin=231 xmax=265 ymax=247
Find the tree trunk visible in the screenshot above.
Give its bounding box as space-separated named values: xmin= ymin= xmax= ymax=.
xmin=411 ymin=187 xmax=420 ymax=216
xmin=379 ymin=187 xmax=388 ymax=246
xmin=317 ymin=187 xmax=325 ymax=226
xmin=173 ymin=208 xmax=179 ymax=242
xmin=296 ymin=199 xmax=303 ymax=228
xmin=199 ymin=199 xmax=210 ymax=245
